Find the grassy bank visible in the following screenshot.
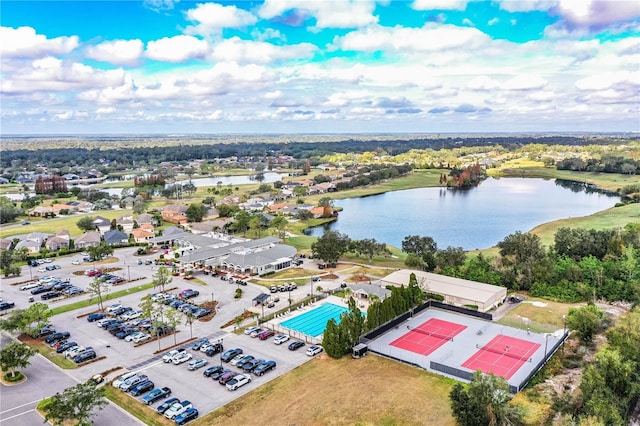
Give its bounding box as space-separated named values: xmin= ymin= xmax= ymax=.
xmin=193 ymin=354 xmax=456 ymax=426
xmin=103 ymin=385 xmax=173 ymax=426
xmin=20 ymin=336 xmax=77 ymax=369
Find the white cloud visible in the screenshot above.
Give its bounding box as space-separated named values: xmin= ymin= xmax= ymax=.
xmin=575 ymin=71 xmax=639 ymax=91
xmin=264 ymin=90 xmax=282 ymax=99
xmin=210 ymin=37 xmax=316 ymax=64
xmin=488 ymin=18 xmax=499 ymax=26
xmin=1 ymin=26 xmax=78 ymax=58
xmin=96 ymin=107 xmax=116 ymax=114
xmin=467 ymin=76 xmax=501 ymax=91
xmin=333 ymin=24 xmax=490 ymax=53
xmin=504 ymin=74 xmax=548 ymax=90
xmin=498 ymin=0 xmax=555 ymax=12
xmin=259 ymin=0 xmax=378 ymax=29
xmin=143 ymin=0 xmax=179 ymax=12
xmin=184 ymin=2 xmax=257 ymax=36
xmin=145 ymin=36 xmax=209 ymax=62
xmin=556 ymin=0 xmax=640 ymax=27
xmin=86 ymin=39 xmax=144 ymax=66
xmin=412 ymin=0 xmax=469 ymax=11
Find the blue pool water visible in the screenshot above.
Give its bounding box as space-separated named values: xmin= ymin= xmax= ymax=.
xmin=280 ymin=303 xmax=350 ymax=337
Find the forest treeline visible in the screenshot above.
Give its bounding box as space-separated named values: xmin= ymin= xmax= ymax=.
xmin=0 ymin=135 xmax=616 ymax=170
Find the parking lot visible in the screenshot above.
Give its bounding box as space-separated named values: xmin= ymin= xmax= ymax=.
xmin=1 ymin=247 xmax=327 ymax=417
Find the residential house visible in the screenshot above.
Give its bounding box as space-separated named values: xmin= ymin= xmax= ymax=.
xmin=74 ymin=231 xmax=101 ymax=249
xmin=92 ymin=216 xmax=112 ymax=235
xmin=15 ymin=240 xmax=40 ymax=254
xmin=52 ymin=204 xmax=75 ymax=215
xmin=67 ymin=200 xmax=94 ymax=212
xmin=104 ymin=229 xmax=129 ymax=246
xmin=26 ymin=232 xmax=51 ymax=247
xmin=132 ymin=228 xmax=155 ymax=244
xmin=29 ymin=206 xmax=55 ymax=218
xmin=0 ymin=177 xmax=9 ymax=184
xmin=136 ymin=213 xmax=154 ymax=226
xmin=45 ymin=236 xmax=70 ymax=251
xmin=0 ymin=238 xmax=13 ymax=250
xmin=161 ymin=208 xmax=188 ymax=225
xmin=189 ymin=221 xmax=216 ymax=235
xmin=116 ymin=214 xmax=135 ymax=234
xmin=162 ymin=204 xmax=188 ymax=214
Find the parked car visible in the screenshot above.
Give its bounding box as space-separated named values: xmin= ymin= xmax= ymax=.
xmin=221 ymin=348 xmax=243 ymax=362
xmin=243 ymin=326 xmax=261 ymax=335
xmin=273 ymin=334 xmax=290 ymax=345
xmin=41 ymin=291 xmax=62 ymax=300
xmin=172 ymin=352 xmax=193 ymax=365
xmin=253 ymin=360 xmax=276 ymax=376
xmin=64 ymin=345 xmax=86 ymax=358
xmin=162 ymin=349 xmax=185 ymax=363
xmin=203 ymin=365 xmax=224 ymax=378
xmin=87 ymin=313 xmax=106 ymax=322
xmin=112 ymin=372 xmax=136 ymax=388
xmin=56 ymin=341 xmax=78 ymax=353
xmin=193 ymin=308 xmax=212 ymax=318
xmin=132 ymin=333 xmax=152 ymax=344
xmin=116 ymin=327 xmax=139 ymax=339
xmin=36 ymin=325 xmax=56 ymax=338
xmin=164 ymin=400 xmax=192 ymax=420
xmin=0 ymin=302 xmax=16 ymax=311
xmin=217 ymin=371 xmax=236 ymax=385
xmin=73 ymin=348 xmax=96 ymax=363
xmin=174 ymin=407 xmax=199 ymax=425
xmin=258 ymin=330 xmax=275 ymax=340
xmin=156 ymin=397 xmax=179 ymax=414
xmin=20 ymin=282 xmax=40 ymax=291
xmin=179 ymin=289 xmax=199 ymax=299
xmin=250 ymin=328 xmax=266 ymax=338
xmin=229 ymin=353 xmax=248 ymax=366
xmin=130 ymin=380 xmax=155 ymax=396
xmin=141 ymin=386 xmax=171 ymax=405
xmin=204 ymin=343 xmax=224 ymax=357
xmin=120 ymin=374 xmax=148 ymax=391
xmin=241 ymin=358 xmax=265 ymax=373
xmin=31 ymin=284 xmax=54 ymax=295
xmin=191 ymin=338 xmax=209 ymax=351
xmin=306 ymin=345 xmax=324 ymax=356
xmin=288 ymin=341 xmax=305 ymax=351
xmin=187 ymin=358 xmax=208 ymax=371
xmin=125 ymin=331 xmax=145 ymax=342
xmin=235 ymin=355 xmax=255 ymax=368
xmin=45 ymin=331 xmax=70 ymax=345
xmin=226 ymin=374 xmax=251 ymax=391
xmin=210 ymin=368 xmax=231 ymax=381
xmin=121 ymin=310 xmax=142 ymax=320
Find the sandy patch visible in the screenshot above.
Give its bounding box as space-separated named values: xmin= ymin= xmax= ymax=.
xmin=532 ymin=301 xmax=547 ymax=307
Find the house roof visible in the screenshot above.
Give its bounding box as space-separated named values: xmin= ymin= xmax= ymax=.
xmin=104 ymin=229 xmax=128 ymax=243
xmin=136 ymin=213 xmax=153 ymax=224
xmin=132 ymin=228 xmax=154 ymax=239
xmin=224 ymin=244 xmax=297 ymax=268
xmin=75 ymin=231 xmax=101 ymax=244
xmin=380 ymin=269 xmax=506 ymax=304
xmin=253 ymin=293 xmax=270 ymax=304
xmin=349 ymin=282 xmax=392 ymax=299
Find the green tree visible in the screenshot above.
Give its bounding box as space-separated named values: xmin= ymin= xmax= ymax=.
xmin=184 ymin=312 xmax=194 ymax=339
xmin=606 ymin=308 xmax=640 ymax=365
xmin=0 ymin=196 xmax=21 ymax=224
xmin=0 ymin=249 xmax=21 ymax=277
xmin=76 ymin=216 xmax=97 ymax=232
xmin=271 ymin=215 xmax=288 ymax=241
xmin=0 ymin=341 xmax=37 ymax=379
xmin=293 ymin=185 xmax=308 ymax=197
xmin=87 ymin=242 xmax=114 ymax=262
xmin=435 ymin=246 xmax=467 ymax=270
xmin=42 ymin=382 xmax=107 ymax=426
xmin=567 ymin=304 xmax=606 ymax=345
xmin=311 ymin=231 xmax=350 ymax=263
xmin=186 ymin=202 xmax=207 ymax=222
xmin=165 ymin=308 xmax=182 ymax=346
xmin=0 ymin=303 xmax=53 ymax=337
xmin=87 ymin=277 xmax=109 ymax=312
xmin=152 ymin=266 xmax=172 ymax=292
xmin=402 ymin=235 xmax=438 ymax=271
xmin=449 ymin=370 xmax=525 ymax=426
xmin=322 ymin=318 xmax=343 ymax=358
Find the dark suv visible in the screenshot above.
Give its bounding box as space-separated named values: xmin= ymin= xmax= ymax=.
xmin=45 ymin=331 xmax=70 ymax=345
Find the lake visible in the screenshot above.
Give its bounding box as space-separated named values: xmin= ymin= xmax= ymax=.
xmin=303 ymin=178 xmax=620 ymax=250
xmin=171 ymin=172 xmax=286 ymax=188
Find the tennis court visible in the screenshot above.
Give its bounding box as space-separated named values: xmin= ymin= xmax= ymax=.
xmin=280 ymin=303 xmax=350 ymax=338
xmin=462 ymin=334 xmax=541 ymax=380
xmin=390 ymin=318 xmax=466 ymax=356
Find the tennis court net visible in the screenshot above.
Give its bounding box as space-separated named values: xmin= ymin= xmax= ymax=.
xmin=475 ymin=344 xmax=532 ymax=362
xmin=407 ymin=325 xmax=454 ymax=341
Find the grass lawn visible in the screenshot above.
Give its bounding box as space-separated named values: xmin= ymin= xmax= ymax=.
xmin=20 ymin=336 xmax=77 ymax=369
xmin=193 ymin=354 xmax=456 ymax=426
xmin=497 ymin=297 xmax=582 ymax=333
xmin=103 ymin=385 xmax=173 ymax=426
xmin=51 ymin=282 xmax=155 ymax=315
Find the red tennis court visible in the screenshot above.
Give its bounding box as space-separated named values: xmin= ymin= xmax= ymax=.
xmin=390 ymin=318 xmax=466 ymax=356
xmin=462 ymin=334 xmax=541 ymax=379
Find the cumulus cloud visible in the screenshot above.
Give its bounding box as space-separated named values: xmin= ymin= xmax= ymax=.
xmin=1 ymin=26 xmax=78 ymax=58
xmin=210 ymin=37 xmax=316 ymax=64
xmin=467 ymin=76 xmax=501 ymax=91
xmin=259 ymin=0 xmax=378 ymax=29
xmin=184 ymin=3 xmax=257 ymax=36
xmin=504 ymin=74 xmax=548 ymax=90
xmin=145 ymin=35 xmax=209 ymax=62
xmin=498 ymin=0 xmax=555 ymax=12
xmin=143 ymin=0 xmax=179 ymax=12
xmin=86 ymin=39 xmax=144 ymax=66
xmin=412 ymin=0 xmax=469 ymax=11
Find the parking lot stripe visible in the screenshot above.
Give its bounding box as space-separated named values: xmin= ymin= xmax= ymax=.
xmin=0 ymin=398 xmax=42 ymax=415
xmin=0 ymin=408 xmax=35 ymax=421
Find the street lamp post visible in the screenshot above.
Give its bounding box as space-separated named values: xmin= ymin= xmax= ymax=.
xmin=544 ymin=333 xmax=549 ymax=357
xmin=127 ymin=265 xmax=131 ymax=282
xmin=219 ymin=338 xmax=224 ymax=367
xmin=288 ymin=288 xmax=292 ymax=311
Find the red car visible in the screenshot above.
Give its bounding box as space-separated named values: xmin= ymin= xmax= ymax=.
xmin=258 ymin=330 xmax=275 ymax=340
xmin=86 ymin=269 xmax=102 ymax=277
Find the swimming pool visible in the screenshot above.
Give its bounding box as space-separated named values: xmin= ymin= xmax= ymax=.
xmin=280 ymin=303 xmax=350 ymax=337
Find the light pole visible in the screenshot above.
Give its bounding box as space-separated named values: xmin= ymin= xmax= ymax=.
xmin=211 ymin=292 xmax=214 ymax=303
xmin=288 ymin=288 xmax=292 ymax=311
xmin=219 ymin=338 xmax=224 ymax=367
xmin=127 ymin=265 xmax=131 ymax=282
xmin=544 ymin=333 xmax=549 ymax=357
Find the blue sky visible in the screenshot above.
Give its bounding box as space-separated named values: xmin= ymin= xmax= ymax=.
xmin=1 ymin=0 xmax=639 ymax=134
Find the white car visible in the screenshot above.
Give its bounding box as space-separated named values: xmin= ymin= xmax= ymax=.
xmin=243 ymin=326 xmax=261 ymax=335
xmin=132 ymin=333 xmax=151 ymax=343
xmin=112 ymin=372 xmax=136 ymax=388
xmin=273 ymin=334 xmax=290 ymax=345
xmin=306 ymin=345 xmax=324 ymax=356
xmin=172 ymin=352 xmax=192 ymax=365
xmin=121 ymin=310 xmax=142 ymax=321
xmin=162 ymin=349 xmax=184 ymax=363
xmin=106 ymin=304 xmax=123 ymax=314
xmin=71 ymin=259 xmax=81 ymax=265
xmin=164 ymin=400 xmax=192 ymax=419
xmin=125 ymin=331 xmax=145 ymax=342
xmin=229 ymin=354 xmax=246 ymax=366
xmin=37 ymin=267 xmax=48 ymax=272
xmin=64 ymin=345 xmax=85 ymax=358
xmin=226 ymin=374 xmax=251 ymax=391
xmin=20 ymin=282 xmax=41 ymax=291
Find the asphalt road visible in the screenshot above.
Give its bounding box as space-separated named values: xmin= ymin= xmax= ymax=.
xmin=0 ymin=335 xmax=142 ymax=426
